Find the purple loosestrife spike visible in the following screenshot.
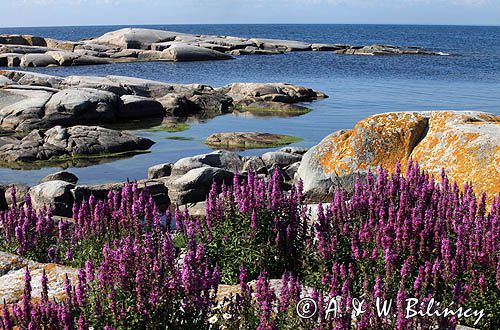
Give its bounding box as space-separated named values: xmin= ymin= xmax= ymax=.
xmin=2 ymin=300 xmax=13 ymax=330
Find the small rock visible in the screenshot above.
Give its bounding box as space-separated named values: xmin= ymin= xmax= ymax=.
xmin=280 ymin=146 xmax=309 ymax=155
xmin=28 ymin=180 xmax=75 ymax=216
xmin=148 ymin=163 xmax=173 ymax=179
xmin=167 ymin=166 xmax=235 ymax=205
xmin=171 ymin=150 xmax=243 ymax=175
xmin=118 ymin=95 xmax=165 ymax=119
xmin=284 ymin=161 xmax=301 ymax=181
xmin=242 ymin=156 xmax=268 ymax=174
xmin=40 ymin=171 xmax=79 ymax=184
xmin=261 ymin=151 xmax=302 ymax=169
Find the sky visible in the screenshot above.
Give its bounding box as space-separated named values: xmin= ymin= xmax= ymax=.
xmin=1 ymin=0 xmax=500 ymax=27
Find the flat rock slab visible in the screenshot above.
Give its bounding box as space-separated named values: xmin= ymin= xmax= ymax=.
xmin=238 ymin=101 xmax=311 ymax=115
xmin=335 ymin=44 xmax=446 ymax=56
xmin=205 ymin=132 xmax=301 ymax=150
xmin=219 ymin=82 xmax=327 ymax=103
xmin=0 ymin=125 xmax=154 ymax=163
xmin=0 ymin=70 xmax=326 ymax=132
xmin=0 ymin=251 xmax=77 ymax=304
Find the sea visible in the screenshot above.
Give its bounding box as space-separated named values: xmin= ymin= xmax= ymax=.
xmin=0 ymin=24 xmax=499 ymax=185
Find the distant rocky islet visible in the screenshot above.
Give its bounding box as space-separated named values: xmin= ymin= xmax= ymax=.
xmin=0 ymin=27 xmax=447 ymax=68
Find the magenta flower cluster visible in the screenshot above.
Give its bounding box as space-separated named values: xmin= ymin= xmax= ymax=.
xmin=217 ymin=162 xmax=499 ymax=329
xmin=0 ymin=183 xmax=220 ymax=329
xmin=1 ymin=162 xmax=499 ymax=329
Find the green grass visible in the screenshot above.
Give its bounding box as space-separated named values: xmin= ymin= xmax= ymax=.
xmin=148 ymin=123 xmax=190 ymax=133
xmin=165 ymin=136 xmax=194 ymax=141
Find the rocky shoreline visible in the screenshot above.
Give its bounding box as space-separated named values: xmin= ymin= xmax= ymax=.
xmin=0 ymin=110 xmax=497 ymax=330
xmin=0 ymin=27 xmax=447 ymax=68
xmin=1 ymin=110 xmax=497 ymax=217
xmin=0 ymin=70 xmax=326 ymax=134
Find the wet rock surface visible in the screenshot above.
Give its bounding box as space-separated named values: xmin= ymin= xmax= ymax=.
xmin=0 ymin=125 xmax=154 ymax=163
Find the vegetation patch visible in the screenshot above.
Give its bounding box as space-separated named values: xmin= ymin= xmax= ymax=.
xmin=166 ymin=136 xmax=194 ymax=141
xmin=148 ymin=122 xmax=190 ymax=133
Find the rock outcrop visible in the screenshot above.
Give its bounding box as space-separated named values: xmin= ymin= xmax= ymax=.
xmin=298 ymin=111 xmax=500 ymax=201
xmin=0 ymin=28 xmax=446 ymax=68
xmin=171 ymin=150 xmax=243 ymax=175
xmin=0 ymin=251 xmax=76 ymax=304
xmin=205 ymin=132 xmax=301 ymax=150
xmin=0 ymin=71 xmax=324 ymax=131
xmin=0 ymin=125 xmax=154 ymax=163
xmin=335 ymin=44 xmax=447 ymax=56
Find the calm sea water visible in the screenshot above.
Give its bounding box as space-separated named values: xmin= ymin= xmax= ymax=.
xmin=0 ymin=24 xmax=499 ymax=185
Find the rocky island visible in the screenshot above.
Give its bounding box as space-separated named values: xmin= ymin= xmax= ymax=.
xmin=0 ymin=28 xmax=447 ymax=68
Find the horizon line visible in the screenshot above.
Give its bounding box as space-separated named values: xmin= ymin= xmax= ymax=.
xmin=1 ymin=22 xmax=499 ymax=29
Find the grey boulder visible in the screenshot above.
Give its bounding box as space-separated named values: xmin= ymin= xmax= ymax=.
xmin=28 ymin=180 xmax=75 ymax=216
xmin=118 ymin=95 xmax=165 ymax=119
xmin=40 ymin=171 xmax=79 ymax=184
xmin=162 ymin=44 xmax=233 ymax=62
xmin=261 ymin=151 xmax=302 ymax=168
xmin=171 ymin=150 xmax=243 ymax=175
xmin=167 ymin=166 xmax=235 ymax=205
xmin=20 ymin=53 xmax=58 ymax=67
xmin=148 ymin=163 xmax=173 ymax=179
xmin=43 ymin=88 xmax=119 ymax=126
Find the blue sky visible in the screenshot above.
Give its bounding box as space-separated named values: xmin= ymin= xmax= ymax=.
xmin=2 ymin=0 xmax=500 ymax=27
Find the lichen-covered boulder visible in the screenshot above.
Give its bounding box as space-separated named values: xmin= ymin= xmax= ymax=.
xmin=0 ymin=251 xmax=77 ymax=304
xmin=298 ymin=111 xmax=500 ymax=201
xmin=410 ymin=111 xmax=500 ymax=198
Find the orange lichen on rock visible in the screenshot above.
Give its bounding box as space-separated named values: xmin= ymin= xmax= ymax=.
xmin=0 ymin=251 xmax=77 ymax=304
xmin=318 ymin=112 xmax=428 ymax=176
xmin=411 ymin=111 xmax=500 ymax=197
xmin=299 ymin=110 xmax=500 ymax=200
